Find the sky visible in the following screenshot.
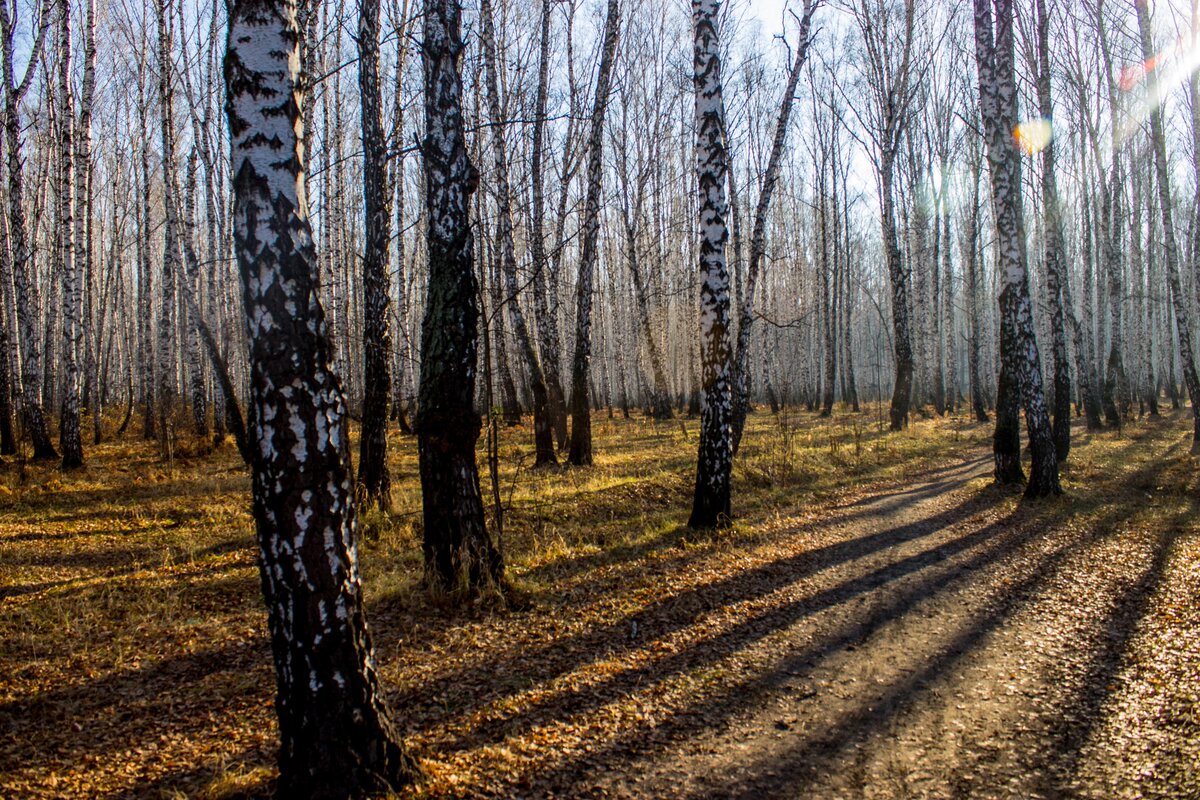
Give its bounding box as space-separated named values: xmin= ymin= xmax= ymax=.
xmin=745 ymin=0 xmax=793 ymax=45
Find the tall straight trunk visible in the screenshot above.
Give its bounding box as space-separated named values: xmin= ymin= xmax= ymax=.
xmin=1137 ymin=0 xmax=1200 ymax=451
xmin=529 ymin=0 xmax=568 ymax=450
xmin=688 ymin=0 xmax=733 ymax=529
xmin=357 ymin=0 xmax=393 ymax=508
xmin=182 ymin=150 xmax=208 ymax=436
xmin=0 ymin=1 xmax=54 ymax=458
xmin=819 ymin=155 xmax=835 ymax=417
xmin=567 ymin=0 xmax=620 ymax=466
xmin=975 ymin=0 xmax=1059 ymax=497
xmin=57 ymin=0 xmax=82 ymax=469
xmin=225 ymin=2 xmax=420 ymax=793
xmin=731 ymin=0 xmax=816 ymax=452
xmin=417 ymin=0 xmax=503 ymax=592
xmin=0 ymin=210 xmax=15 ymax=454
xmin=480 ymin=0 xmax=554 ymax=466
xmin=388 ymin=0 xmax=412 ymax=434
xmin=881 ymin=152 xmax=914 ymax=430
xmin=156 ymin=0 xmax=179 ymax=459
xmin=1141 ymin=156 xmax=1159 ymax=416
xmin=77 ymin=0 xmax=97 ymax=446
xmin=1101 ymin=167 xmax=1127 ymax=427
xmin=137 ymin=77 xmax=155 ymax=440
xmin=1075 ymin=181 xmax=1104 ymax=428
xmin=1034 ymin=0 xmax=1071 ymax=462
xmin=965 ymin=149 xmax=989 ymax=423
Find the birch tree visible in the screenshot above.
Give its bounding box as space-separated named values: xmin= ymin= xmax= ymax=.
xmin=688 ymin=0 xmax=732 ymax=529
xmin=224 ymin=0 xmax=421 ymax=793
xmin=418 ymin=0 xmax=504 ymax=591
xmin=357 ymin=0 xmax=393 ymax=508
xmin=974 ymin=0 xmax=1059 ymax=496
xmin=57 ymin=0 xmax=83 ymax=468
xmin=567 ymin=0 xmax=620 ymax=466
xmin=1136 ymin=0 xmax=1200 ymax=452
xmin=0 ymin=0 xmax=54 ymax=459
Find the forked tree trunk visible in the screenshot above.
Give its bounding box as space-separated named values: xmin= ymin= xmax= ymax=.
xmin=357 ymin=0 xmax=393 ymax=509
xmin=567 ymin=0 xmax=620 ymax=466
xmin=225 ymin=2 xmax=420 ymax=794
xmin=975 ymin=0 xmax=1059 ymax=497
xmin=688 ymin=0 xmax=733 ymax=529
xmin=1137 ymin=0 xmax=1200 ymax=451
xmin=417 ymin=0 xmax=504 ymax=592
xmin=731 ymin=0 xmax=816 ymax=452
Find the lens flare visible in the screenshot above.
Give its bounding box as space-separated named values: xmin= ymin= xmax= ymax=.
xmin=1013 ymin=118 xmax=1053 ymax=154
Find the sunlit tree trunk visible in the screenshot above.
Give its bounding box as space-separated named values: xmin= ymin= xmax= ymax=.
xmin=688 ymin=0 xmax=732 ymax=529
xmin=225 ymin=1 xmax=421 ymax=793
xmin=156 ymin=0 xmax=179 ymax=459
xmin=974 ymin=0 xmax=1059 ymax=496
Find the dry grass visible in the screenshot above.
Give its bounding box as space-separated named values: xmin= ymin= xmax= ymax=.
xmin=0 ymin=403 xmax=1194 ymax=798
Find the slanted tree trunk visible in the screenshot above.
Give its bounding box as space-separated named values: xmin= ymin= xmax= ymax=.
xmin=688 ymin=0 xmax=733 ymax=529
xmin=225 ymin=2 xmax=421 ymax=794
xmin=417 ymin=0 xmax=504 ymax=592
xmin=57 ymin=0 xmax=83 ymax=470
xmin=567 ymin=0 xmax=620 ymax=466
xmin=0 ymin=0 xmax=55 ymax=459
xmin=357 ymin=0 xmax=393 ymax=509
xmin=975 ymin=0 xmax=1059 ymax=497
xmin=479 ymin=0 xmax=555 ymax=466
xmin=731 ymin=0 xmax=817 ymax=452
xmin=1136 ymin=0 xmax=1200 ymax=451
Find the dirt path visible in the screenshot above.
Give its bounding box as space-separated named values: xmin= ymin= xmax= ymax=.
xmin=419 ymin=436 xmax=1198 ymax=799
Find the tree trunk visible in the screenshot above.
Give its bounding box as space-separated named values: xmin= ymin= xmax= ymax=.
xmin=975 ymin=0 xmax=1059 ymax=497
xmin=156 ymin=0 xmax=179 ymax=461
xmin=417 ymin=0 xmax=504 ymax=592
xmin=1034 ymin=0 xmax=1071 ymax=463
xmin=731 ymin=0 xmax=816 ymax=452
xmin=57 ymin=0 xmax=83 ymax=469
xmin=688 ymin=0 xmax=733 ymax=529
xmin=567 ymin=0 xmax=620 ymax=466
xmin=1137 ymin=0 xmax=1200 ymax=451
xmin=529 ymin=0 xmax=569 ymax=451
xmin=357 ymin=0 xmax=393 ymax=509
xmin=225 ymin=2 xmax=420 ymax=794
xmin=479 ymin=0 xmax=555 ymax=466
xmin=0 ymin=2 xmax=55 ymax=459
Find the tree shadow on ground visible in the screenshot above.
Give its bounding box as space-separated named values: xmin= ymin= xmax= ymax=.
xmin=518 ymin=450 xmax=1185 ymax=798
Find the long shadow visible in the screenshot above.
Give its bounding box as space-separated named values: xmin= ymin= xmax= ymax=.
xmin=526 ymin=454 xmax=1176 ymax=798
xmin=515 ymin=453 xmax=991 ymax=594
xmin=1 ymin=555 xmax=254 ymax=605
xmin=439 ymin=502 xmax=1020 ymax=755
xmin=386 ymin=485 xmax=993 ymax=726
xmin=0 ymin=616 xmax=269 ymax=772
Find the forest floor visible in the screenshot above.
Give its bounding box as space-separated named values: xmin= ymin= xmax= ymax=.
xmin=0 ymin=404 xmax=1198 ymax=799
